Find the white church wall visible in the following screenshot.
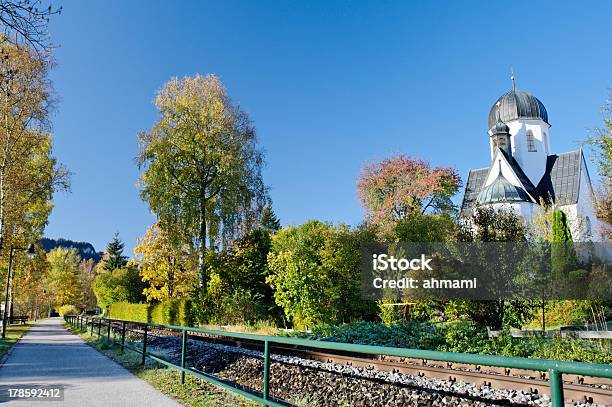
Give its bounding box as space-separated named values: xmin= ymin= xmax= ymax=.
xmin=505 ymin=119 xmax=550 ymax=187
xmin=564 ymin=155 xmax=602 ymax=242
xmin=559 ymin=203 xmax=580 ymax=239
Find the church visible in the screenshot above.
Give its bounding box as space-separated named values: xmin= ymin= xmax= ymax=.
xmin=460 ymin=77 xmax=601 ymax=241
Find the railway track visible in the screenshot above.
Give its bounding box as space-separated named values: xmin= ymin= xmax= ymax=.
xmin=112 ymin=322 xmax=612 ymax=405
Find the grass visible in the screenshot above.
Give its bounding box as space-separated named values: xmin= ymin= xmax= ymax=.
xmin=65 ymin=323 xmax=257 ymax=407
xmin=0 ymin=323 xmax=31 ymax=359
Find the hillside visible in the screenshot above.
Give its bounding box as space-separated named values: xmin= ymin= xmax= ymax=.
xmin=40 ymin=238 xmax=103 ymax=262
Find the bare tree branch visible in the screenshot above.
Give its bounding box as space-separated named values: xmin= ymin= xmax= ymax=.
xmin=0 ymin=0 xmax=61 ymax=51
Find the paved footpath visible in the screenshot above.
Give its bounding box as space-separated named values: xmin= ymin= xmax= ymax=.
xmin=0 ymin=318 xmax=181 ymax=406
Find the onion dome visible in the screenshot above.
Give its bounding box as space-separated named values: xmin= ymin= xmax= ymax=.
xmin=490 ymin=118 xmax=510 ymax=135
xmin=488 ymin=89 xmax=548 ymax=129
xmin=477 ymin=170 xmax=530 ymax=204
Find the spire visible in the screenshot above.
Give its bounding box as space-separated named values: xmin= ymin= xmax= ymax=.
xmin=510 ymin=68 xmax=516 ymax=92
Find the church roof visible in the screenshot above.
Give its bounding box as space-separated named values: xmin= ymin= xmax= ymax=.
xmin=490 ymin=118 xmax=510 ymax=135
xmin=460 ymin=167 xmax=488 ymax=216
xmin=536 ymin=150 xmax=583 ymax=205
xmin=461 ymin=149 xmax=584 ymax=216
xmin=488 ymin=89 xmax=549 ymax=129
xmin=476 ymin=171 xmax=531 ymax=204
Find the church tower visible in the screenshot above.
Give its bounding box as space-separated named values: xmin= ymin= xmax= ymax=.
xmin=487 ymin=75 xmax=550 ymax=186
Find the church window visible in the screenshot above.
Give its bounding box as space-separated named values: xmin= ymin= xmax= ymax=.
xmin=542 ymin=132 xmax=548 ymax=154
xmin=526 ymin=131 xmax=536 ymax=152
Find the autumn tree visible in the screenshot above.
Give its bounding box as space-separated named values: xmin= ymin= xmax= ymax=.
xmin=12 ymin=243 xmax=47 ymax=318
xmin=585 ymin=93 xmax=612 ymax=240
xmin=131 ymin=223 xmax=196 ymax=301
xmin=44 ymin=247 xmax=79 ymax=307
xmin=0 ymin=39 xmax=69 ymax=258
xmin=357 ymin=154 xmax=460 ymax=231
xmin=137 ymin=74 xmax=267 ymax=290
xmin=77 ymin=258 xmax=97 ymax=311
xmin=455 ymin=207 xmax=536 ymax=329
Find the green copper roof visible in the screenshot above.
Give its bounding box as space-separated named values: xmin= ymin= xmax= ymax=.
xmin=476 ymin=171 xmax=530 ymax=204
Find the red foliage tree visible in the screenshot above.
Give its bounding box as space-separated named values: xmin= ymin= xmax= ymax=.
xmin=356 ymin=155 xmax=461 ymax=229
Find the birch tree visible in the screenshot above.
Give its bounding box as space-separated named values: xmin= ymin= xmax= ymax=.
xmin=0 ymin=39 xmax=68 ymax=257
xmin=137 ymin=74 xmax=267 ymax=290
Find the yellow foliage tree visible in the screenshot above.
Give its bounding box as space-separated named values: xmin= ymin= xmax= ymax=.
xmin=131 ymin=223 xmax=196 ymax=301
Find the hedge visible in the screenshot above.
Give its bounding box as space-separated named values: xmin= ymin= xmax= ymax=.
xmin=109 ymin=299 xmax=193 ymax=326
xmin=58 ymin=304 xmax=79 ymax=316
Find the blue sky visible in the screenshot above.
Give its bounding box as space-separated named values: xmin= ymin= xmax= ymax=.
xmin=45 ymin=1 xmax=612 ymax=255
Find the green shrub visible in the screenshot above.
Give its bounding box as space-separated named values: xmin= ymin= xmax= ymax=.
xmin=214 ymin=290 xmax=265 ymax=325
xmin=57 ymin=304 xmax=79 ymax=316
xmin=149 ymin=299 xmax=193 ymax=326
xmin=109 ymin=299 xmax=193 ymax=326
xmin=525 ymin=301 xmax=603 ymax=329
xmin=310 ymin=320 xmax=444 ymax=350
xmin=109 ymin=302 xmax=149 ymax=322
xmin=436 ymin=321 xmax=488 ymax=353
xmin=299 ymin=320 xmax=611 ymax=364
xmin=530 ymin=336 xmax=612 ymax=364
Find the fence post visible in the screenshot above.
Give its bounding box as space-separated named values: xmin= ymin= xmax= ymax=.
xmin=121 ymin=321 xmax=126 ymax=352
xmin=80 ymin=316 xmax=83 ymax=331
xmin=141 ymin=324 xmax=148 ymax=366
xmin=549 ymin=369 xmax=564 ymax=407
xmin=263 ymin=340 xmax=270 ymax=404
xmin=107 ymin=319 xmax=111 ymax=341
xmin=90 ymin=318 xmax=93 ymax=335
xmin=180 ymin=330 xmax=187 ymax=384
xmin=97 ymin=318 xmax=101 ymax=336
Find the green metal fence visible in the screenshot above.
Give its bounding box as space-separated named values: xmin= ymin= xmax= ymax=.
xmin=65 ymin=315 xmax=612 ymax=407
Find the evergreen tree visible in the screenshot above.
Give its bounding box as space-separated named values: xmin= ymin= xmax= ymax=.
xmin=551 ymin=209 xmax=577 ymax=289
xmin=552 ymin=209 xmax=573 ymax=243
xmin=260 ymin=204 xmax=281 ymax=232
xmin=102 ymin=233 xmax=128 ymax=271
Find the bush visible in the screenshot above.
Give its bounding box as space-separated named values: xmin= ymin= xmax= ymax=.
xmin=109 ymin=302 xmax=149 ymax=322
xmin=524 ymin=301 xmax=608 ymax=329
xmin=267 ymin=221 xmax=376 ymax=328
xmin=93 ymin=266 xmax=147 ymax=309
xmin=297 ymin=320 xmax=611 ymax=364
xmin=57 ymin=304 xmax=79 ymax=316
xmin=309 ymin=320 xmax=444 ymax=350
xmin=214 ymin=289 xmax=265 ymax=325
xmin=109 ymin=299 xmax=193 ymax=326
xmin=150 ymin=299 xmax=193 ymax=326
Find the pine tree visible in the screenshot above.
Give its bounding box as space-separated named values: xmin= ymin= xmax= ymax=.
xmin=260 ymin=204 xmax=281 ymax=232
xmin=102 ymin=233 xmax=128 ymax=271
